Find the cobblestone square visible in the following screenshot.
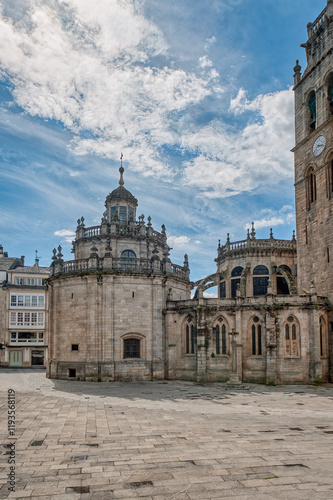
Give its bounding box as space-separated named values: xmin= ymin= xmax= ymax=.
xmin=1 ymin=370 xmax=333 ymax=499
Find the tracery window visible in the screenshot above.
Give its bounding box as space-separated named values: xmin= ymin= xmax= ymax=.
xmin=251 ymin=316 xmax=262 ymax=356
xmin=231 ymin=266 xmax=243 ymax=298
xmin=284 ymin=316 xmax=300 ymax=357
xmin=253 ymin=265 xmax=269 ymax=296
xmin=184 ymin=316 xmax=195 ymax=355
xmin=121 ymin=250 xmax=137 ymax=269
xmin=214 ymin=317 xmax=228 ymax=355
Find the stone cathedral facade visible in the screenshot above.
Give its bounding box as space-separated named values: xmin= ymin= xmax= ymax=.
xmin=47 ymin=1 xmax=333 ymax=384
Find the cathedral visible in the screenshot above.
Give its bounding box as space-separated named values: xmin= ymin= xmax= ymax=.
xmin=47 ymin=1 xmax=333 ymax=384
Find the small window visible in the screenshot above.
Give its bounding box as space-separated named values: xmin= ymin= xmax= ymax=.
xmin=37 ymin=279 xmax=44 ymax=286
xmin=185 ymin=324 xmax=195 ymax=354
xmin=25 ymin=296 xmax=30 ymax=307
xmin=119 ymin=206 xmax=127 ymax=225
xmin=219 ymin=280 xmax=226 ymax=298
xmin=27 ymin=278 xmax=35 ymax=286
xmin=10 ymin=296 xmax=17 ymax=307
xmin=31 ymin=296 xmax=38 ymax=307
xmin=251 ymin=317 xmax=262 ymax=356
xmin=71 ymin=344 xmax=79 ymax=351
xmin=38 ymin=296 xmax=44 ymax=307
xmin=18 ymin=295 xmax=24 ymax=307
xmin=253 ymin=265 xmax=269 ymax=296
xmin=215 ymin=319 xmax=227 ymax=355
xmin=284 ymin=316 xmax=300 ymax=357
xmin=308 ymin=91 xmax=316 ymax=130
xmin=124 ymin=338 xmax=140 ymax=358
xmin=68 ymin=369 xmax=76 ymax=378
xmin=16 ymin=278 xmax=24 ymax=285
xmin=121 ymin=250 xmax=137 ymax=270
xmin=110 ymin=206 xmax=117 ymax=221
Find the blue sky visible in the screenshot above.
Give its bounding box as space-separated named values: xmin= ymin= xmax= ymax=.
xmin=0 ymin=0 xmax=326 ymax=284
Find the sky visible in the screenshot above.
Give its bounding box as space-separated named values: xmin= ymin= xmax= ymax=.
xmin=0 ymin=0 xmax=327 ymax=285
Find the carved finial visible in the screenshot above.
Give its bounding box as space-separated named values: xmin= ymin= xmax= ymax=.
xmin=161 ymin=224 xmax=166 ymax=234
xmin=247 ymin=228 xmax=250 ymax=239
xmin=52 ymin=248 xmax=57 ymax=261
xmin=218 ymin=239 xmax=221 ymax=249
xmin=270 ymin=228 xmax=273 ymax=239
xmin=292 ymin=230 xmax=296 ymax=241
xmin=147 ymin=216 xmax=152 ymax=227
xmin=251 ymin=222 xmax=256 ymax=239
xmin=226 ymin=233 xmax=230 ymax=243
xmin=119 ymin=153 xmax=124 ymax=186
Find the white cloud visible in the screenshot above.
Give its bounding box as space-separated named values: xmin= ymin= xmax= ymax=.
xmin=182 ymin=88 xmax=294 ymax=198
xmin=167 ymin=235 xmax=191 ymax=249
xmin=0 ymin=0 xmax=213 ymax=179
xmin=54 ymin=229 xmax=75 ymax=243
xmin=199 ymin=56 xmax=213 ymax=68
xmin=244 ymin=206 xmax=295 ymax=232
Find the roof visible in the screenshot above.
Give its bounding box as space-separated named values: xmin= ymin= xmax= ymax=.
xmin=8 ymin=266 xmax=50 ymax=275
xmin=105 ymin=185 xmax=138 ymax=206
xmin=0 ymin=257 xmax=24 ymax=272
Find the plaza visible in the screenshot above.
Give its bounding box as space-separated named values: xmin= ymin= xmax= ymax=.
xmin=1 ymin=370 xmax=333 ymax=499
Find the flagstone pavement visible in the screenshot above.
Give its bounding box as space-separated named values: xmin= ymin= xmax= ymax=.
xmin=1 ymin=369 xmax=333 ymax=500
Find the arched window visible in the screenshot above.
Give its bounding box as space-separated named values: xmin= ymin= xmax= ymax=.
xmin=251 ymin=316 xmax=262 ymax=356
xmin=121 ymin=250 xmax=137 ymax=269
xmin=253 ymin=265 xmax=269 ymax=296
xmin=231 ymin=266 xmax=243 ymax=298
xmin=214 ymin=317 xmax=228 ymax=355
xmin=308 ymin=90 xmax=316 ymax=131
xmin=276 ymin=265 xmax=292 ymax=295
xmin=320 ymin=317 xmax=328 ymax=358
xmin=307 ymin=167 xmax=317 ymax=208
xmin=123 ymin=338 xmax=141 ymax=358
xmin=184 ymin=316 xmax=195 ymax=355
xmin=284 ymin=316 xmax=300 ymax=357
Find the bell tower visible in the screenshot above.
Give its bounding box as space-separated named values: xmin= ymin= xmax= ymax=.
xmin=293 ymin=1 xmax=333 ymax=308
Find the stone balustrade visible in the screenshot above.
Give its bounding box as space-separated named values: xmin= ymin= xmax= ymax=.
xmin=52 ymin=256 xmax=190 ymax=280
xmin=218 ymin=237 xmax=296 ymax=259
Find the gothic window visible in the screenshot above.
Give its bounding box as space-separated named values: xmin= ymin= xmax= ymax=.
xmin=320 ymin=317 xmax=328 ymax=358
xmin=184 ymin=317 xmax=195 ymax=355
xmin=219 ymin=279 xmax=226 ymax=298
xmin=214 ymin=317 xmax=228 ymax=355
xmin=123 ymin=338 xmax=141 ymax=358
xmin=308 ymin=91 xmax=316 ymax=130
xmin=251 ymin=316 xmax=262 ymax=356
xmin=284 ymin=316 xmax=300 ymax=357
xmin=306 ymin=167 xmax=317 ymax=208
xmin=231 ymin=266 xmax=243 ymax=298
xmin=121 ymin=250 xmax=137 ymax=269
xmin=253 ymin=265 xmax=269 ymax=296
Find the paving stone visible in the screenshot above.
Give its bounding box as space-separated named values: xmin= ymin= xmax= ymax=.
xmin=1 ymin=372 xmax=333 ymax=500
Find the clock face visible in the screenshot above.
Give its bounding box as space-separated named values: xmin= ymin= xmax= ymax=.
xmin=313 ymin=135 xmax=326 ymax=156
